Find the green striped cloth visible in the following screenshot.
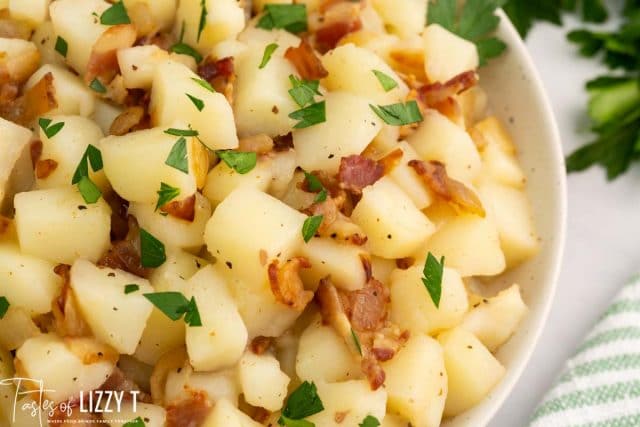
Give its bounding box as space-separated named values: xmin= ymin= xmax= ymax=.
xmin=530 ymin=277 xmax=640 ymax=427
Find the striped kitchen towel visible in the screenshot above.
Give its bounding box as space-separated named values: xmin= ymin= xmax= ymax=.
xmin=530 ymin=277 xmax=640 ymax=427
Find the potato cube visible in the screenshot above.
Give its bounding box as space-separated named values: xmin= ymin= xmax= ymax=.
xmin=31 ymin=21 xmax=66 ymax=68
xmin=0 ymin=306 xmax=41 ymax=351
xmin=238 ymin=352 xmax=290 ymax=411
xmin=407 ymin=109 xmax=481 ymax=183
xmin=0 ymin=117 xmax=33 ymax=214
xmin=25 ymin=64 xmax=96 ymax=116
xmin=293 ymin=91 xmax=383 ymax=174
xmin=385 ymin=141 xmax=434 ymax=209
xmin=103 ymin=402 xmax=166 ymax=427
xmin=123 ymin=0 xmax=176 ymax=31
xmin=0 ymin=38 xmax=41 ymax=83
xmin=300 ymin=238 xmax=369 ymax=292
xmin=390 ymin=266 xmax=468 ymax=335
xmin=423 ymin=24 xmax=479 ymax=83
xmin=371 ymin=0 xmax=428 ymax=39
xmin=202 ymin=399 xmax=263 ymax=427
xmin=306 ymin=380 xmax=387 ymax=426
xmin=14 ymin=186 xmax=111 ymax=264
xmin=438 ymin=327 xmax=505 ymax=417
xmin=118 ymin=45 xmax=173 ymax=90
xmin=351 ymin=177 xmax=434 ymax=259
xmin=185 ymin=266 xmax=248 ymax=371
xmin=238 ymin=26 xmax=301 ymax=52
xmin=480 ymin=141 xmax=527 ymax=189
xmin=383 ymin=334 xmax=447 ymax=427
xmin=70 ymin=259 xmax=154 ymax=354
xmin=203 ymin=157 xmax=273 ymax=207
xmin=9 ymin=0 xmax=50 ymax=27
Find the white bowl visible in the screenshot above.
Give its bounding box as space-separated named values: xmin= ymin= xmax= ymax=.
xmin=443 ymin=10 xmax=567 ymax=427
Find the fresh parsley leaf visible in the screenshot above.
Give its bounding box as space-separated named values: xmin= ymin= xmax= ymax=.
xmin=78 ymin=176 xmax=102 ymax=204
xmin=289 ymin=101 xmax=326 ymax=129
xmin=197 ymin=0 xmax=208 ymax=42
xmin=100 ymin=1 xmax=131 ymax=25
xmin=279 ymin=381 xmax=324 ymax=425
xmin=89 ymin=78 xmax=107 ymax=94
xmin=260 ymin=43 xmax=279 ymax=69
xmin=143 ymin=292 xmax=201 ymax=327
xmin=140 ymin=228 xmax=166 ymax=268
xmin=351 ymin=329 xmax=362 ymax=355
xmin=359 ymin=416 xmax=381 ymax=427
xmin=165 ymin=128 xmax=199 ymax=137
xmin=72 ymin=144 xmax=103 ymax=185
xmin=428 ymin=0 xmax=507 ymax=65
xmin=372 ymin=70 xmax=398 ymax=92
xmin=38 ymin=118 xmax=65 ymax=139
xmin=123 ymin=417 xmax=145 ymax=427
xmin=55 ymin=36 xmax=68 ymax=57
xmin=170 ymin=43 xmax=203 ymax=63
xmin=422 ymin=253 xmax=445 ymax=308
xmin=302 ymin=215 xmax=323 ymax=243
xmin=370 ymin=101 xmax=423 ymax=126
xmin=0 ymin=297 xmax=9 ymax=319
xmin=303 ymin=172 xmax=328 ymax=203
xmin=183 ymin=297 xmax=202 ymax=327
xmin=187 ymin=93 xmax=205 ymax=111
xmin=156 ymin=182 xmax=181 ymax=211
xmin=217 ymin=150 xmax=258 ymax=174
xmin=563 ymin=0 xmax=608 ymax=23
xmin=166 ymin=137 xmax=189 ymax=174
xmin=280 ymin=418 xmax=314 ymax=427
xmin=191 ymin=77 xmax=215 ymax=92
xmin=124 ymin=284 xmax=140 ymax=295
xmin=289 ymin=75 xmax=321 ymax=108
xmin=257 ymin=4 xmax=308 ymax=33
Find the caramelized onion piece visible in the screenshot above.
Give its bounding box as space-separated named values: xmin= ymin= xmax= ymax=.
xmin=150 ymin=347 xmax=188 ymax=405
xmin=268 ymin=257 xmax=314 ymax=311
xmin=1 ymin=72 xmax=57 ymax=125
xmin=304 ymin=197 xmax=367 ymax=245
xmin=285 ymin=39 xmax=328 ymax=80
xmin=52 ymin=264 xmax=92 ymax=338
xmin=35 ymin=158 xmax=57 ymax=179
xmin=250 ymin=336 xmax=272 ymax=355
xmin=238 ymin=134 xmax=274 ymax=154
xmin=418 ymin=71 xmax=478 ymax=107
xmin=160 ymin=194 xmax=196 ymax=222
xmin=98 ymin=215 xmax=150 ymax=277
xmin=86 ymin=24 xmax=137 ymax=84
xmin=109 ymin=106 xmax=145 ymax=136
xmin=197 ymin=56 xmax=235 ymax=102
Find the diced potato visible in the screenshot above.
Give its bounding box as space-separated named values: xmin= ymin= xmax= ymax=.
xmin=100 ymin=126 xmax=198 ymax=203
xmin=118 ymin=45 xmax=173 ymax=90
xmin=423 ymin=24 xmax=479 ymax=83
xmin=305 ymin=380 xmax=387 ymax=426
xmin=296 ymin=319 xmax=361 ymax=383
xmin=31 ymin=21 xmax=66 ymax=68
xmin=321 ymin=43 xmax=409 ymax=105
xmin=359 ymin=3 xmax=386 ymax=33
xmin=70 ymin=259 xmax=154 ymax=354
xmin=103 ymin=402 xmax=166 ymax=427
xmin=383 ymin=334 xmax=447 ymax=427
xmin=9 ymin=0 xmax=50 ymax=27
xmin=238 ymin=26 xmax=301 ymax=52
xmin=0 ymin=117 xmax=33 ymax=214
xmin=268 ymin=149 xmax=298 ymax=199
xmin=234 ymin=46 xmax=299 ymax=138
xmin=371 ymin=0 xmax=427 ymax=39
xmin=0 ymin=243 xmax=62 ymax=315
xmin=129 ymin=193 xmax=212 ymax=251
xmin=203 ymin=157 xmax=273 ymax=207
xmin=407 ymin=109 xmax=481 ymax=183
xmin=390 ymin=266 xmax=468 ymax=335
xmin=210 ymin=39 xmax=248 ymax=60
xmin=0 ymin=306 xmax=41 ymax=351
xmin=150 ymin=61 xmax=239 ymax=151
xmin=300 ymin=238 xmax=369 ymax=292
xmin=0 ymin=38 xmax=40 ymax=83
xmin=480 ymin=141 xmax=527 ymax=189
xmin=461 ymin=285 xmax=527 ymax=352
xmin=382 ymin=414 xmax=411 ymax=427
xmin=185 ymin=266 xmax=248 ymax=372
xmin=385 ymin=141 xmax=434 ymax=210
xmin=474 ymin=116 xmax=517 ymax=155
xmin=15 ymin=334 xmax=116 ymax=403
xmin=49 ymin=0 xmax=110 ymax=75
xmin=438 ymin=327 xmax=505 ymax=417
xmin=165 ymin=362 xmax=239 ymax=405
xmin=370 ymin=256 xmax=396 ymax=284
xmin=418 ymin=213 xmax=505 ymax=277
xmin=351 ymin=177 xmax=434 ymax=259
xmin=123 ymin=0 xmax=176 ymax=31
xmin=91 ymin=99 xmax=123 ymax=135
xmin=14 ymin=186 xmax=111 ymax=264
xmin=175 ymin=0 xmax=245 ymax=54
xmin=148 ymin=249 xmax=207 ymax=291
xmin=25 ymin=64 xmax=96 ymax=116
xmin=238 ymin=352 xmax=290 ymax=411
xmin=293 ymin=91 xmax=383 ymax=174
xmin=35 ymin=115 xmax=107 ymax=190
xmin=202 ymin=399 xmax=263 ymax=427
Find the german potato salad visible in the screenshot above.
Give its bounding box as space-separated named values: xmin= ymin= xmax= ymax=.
xmin=0 ymin=0 xmax=538 ymax=426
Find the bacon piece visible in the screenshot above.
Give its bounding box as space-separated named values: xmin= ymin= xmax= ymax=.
xmin=338 ymin=155 xmax=384 ymax=195
xmin=109 ymin=106 xmax=145 ymax=136
xmin=98 ymin=215 xmax=150 ymax=277
xmin=417 ymin=71 xmax=478 ymax=107
xmin=239 ymin=134 xmax=274 ymax=154
xmin=52 ymin=264 xmax=92 ymax=338
xmin=396 ymin=257 xmax=415 ymax=270
xmin=315 ymin=2 xmax=362 ymax=54
xmin=86 ymin=24 xmax=137 ymax=84
xmin=166 ymin=391 xmax=212 ymax=427
xmin=273 ymin=133 xmax=294 ymax=151
xmin=408 ymin=160 xmax=485 ymax=217
xmin=197 ymin=56 xmax=235 ymax=102
xmin=361 ymin=353 xmax=386 ymax=390
xmin=343 ymin=278 xmax=389 ymax=332
xmin=250 ymin=336 xmax=272 ymax=355
xmin=268 ymin=258 xmax=314 ymax=311
xmin=35 ymin=158 xmax=58 ymax=179
xmin=160 ymin=194 xmax=196 ymax=222
xmin=285 ymin=39 xmax=328 ymax=80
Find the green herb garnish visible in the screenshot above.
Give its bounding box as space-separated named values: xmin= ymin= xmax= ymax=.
xmin=165 ymin=128 xmax=199 ymax=137
xmin=289 ymin=101 xmax=326 ymax=129
xmin=155 ymin=182 xmax=181 ymax=211
xmin=140 ymin=228 xmax=166 ymax=268
xmin=38 ymin=118 xmax=65 ymax=139
xmin=100 ymin=1 xmax=130 ymax=25
xmin=165 ymin=137 xmax=189 ymax=174
xmin=55 ymin=36 xmax=68 ymax=57
xmin=351 ymin=329 xmax=362 ymax=355
xmin=372 ymin=70 xmax=398 ymax=92
xmin=257 ymin=4 xmax=308 ymax=33
xmin=72 ymin=144 xmax=103 ymax=204
xmin=0 ymin=297 xmax=9 ymax=319
xmin=123 ymin=417 xmax=145 ymax=427
xmin=302 ymin=215 xmax=323 ymax=243
xmin=370 ymin=101 xmax=423 ymax=126
xmin=89 ymin=78 xmax=107 ymax=94
xmin=289 ymin=75 xmax=321 ymax=108
xmin=143 ymin=292 xmax=202 ymax=327
xmin=170 ymin=43 xmax=203 ymax=63
xmin=260 ymin=43 xmax=279 ymax=69
xmin=124 ymin=284 xmax=140 ymax=295
xmin=77 ymin=176 xmax=102 ymax=204
xmin=303 ymin=172 xmax=328 ymax=203
xmin=187 ymin=94 xmax=205 ymax=111
xmin=217 ymin=150 xmax=257 ymax=174
xmin=191 ymin=77 xmax=215 ymax=92
xmin=278 ymin=381 xmax=324 ymax=426
xmin=197 ymin=0 xmax=208 ymax=42
xmin=359 ymin=416 xmax=380 ymax=427
xmin=422 ymin=253 xmax=445 ymax=308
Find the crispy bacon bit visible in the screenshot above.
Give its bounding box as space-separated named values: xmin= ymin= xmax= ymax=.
xmin=30 ymin=140 xmax=42 ymax=168
xmin=285 ymin=39 xmax=328 ymax=80
xmin=98 ymin=215 xmax=150 ymax=277
xmin=371 ymin=347 xmax=395 ymax=362
xmin=315 ymin=2 xmax=362 ymax=54
xmin=396 ymin=257 xmax=415 ymax=270
xmin=268 ymin=258 xmax=314 ymax=311
xmin=197 ymin=56 xmax=235 ymax=102
xmin=160 ymin=194 xmax=196 ymax=222
xmin=361 ymin=255 xmax=373 ymax=282
xmin=109 ymin=106 xmax=145 ymax=136
xmin=408 ymin=160 xmax=486 ymax=217
xmin=251 ymin=407 xmax=272 ymax=423
xmin=86 ymin=24 xmax=137 ymax=84
xmin=343 ymin=278 xmax=389 ymax=332
xmin=418 ymin=71 xmax=478 ymax=107
xmin=338 ymin=155 xmax=384 ymax=195
xmin=0 ymin=216 xmax=10 ymax=236
xmin=1 ymin=72 xmax=57 ymax=125
xmin=166 ymin=391 xmax=212 ymax=427
xmin=35 ymin=159 xmax=58 ymax=179
xmin=52 ymin=265 xmax=92 ymax=338
xmin=250 ymin=336 xmax=272 ymax=355
xmin=273 ymin=133 xmax=294 ymax=151
xmin=361 ymin=353 xmax=386 ymax=390
xmin=239 ymin=134 xmax=274 ymax=154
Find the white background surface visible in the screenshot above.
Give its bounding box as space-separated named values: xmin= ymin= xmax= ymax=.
xmin=490 ymin=7 xmax=640 ymax=427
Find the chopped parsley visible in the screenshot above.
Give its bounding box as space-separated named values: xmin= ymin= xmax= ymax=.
xmin=89 ymin=78 xmax=107 ymax=94
xmin=165 ymin=137 xmax=189 ymax=174
xmin=123 ymin=417 xmax=145 ymax=427
xmin=54 ymin=36 xmax=68 ymax=57
xmin=370 ymin=101 xmax=423 ymax=126
xmin=289 ymin=75 xmax=321 ymax=108
xmin=372 ymin=70 xmax=398 ymax=92
xmin=155 ymin=182 xmax=181 ymax=211
xmin=290 ymin=101 xmax=326 ymax=129
xmin=124 ymin=284 xmax=140 ymax=295
xmin=359 ymin=416 xmax=380 ymax=427
xmin=100 ymin=1 xmax=131 ymax=26
xmin=303 ymin=172 xmax=327 ymax=203
xmin=38 ymin=117 xmax=65 ymax=139
xmin=197 ymin=0 xmax=208 ymax=42
xmin=278 ymin=381 xmax=324 ymax=426
xmin=0 ymin=297 xmax=9 ymax=319
xmin=77 ymin=176 xmax=102 ymax=204
xmin=351 ymin=328 xmax=362 ymax=355
xmin=143 ymin=292 xmax=202 ymax=327
xmin=257 ymin=4 xmax=308 ymax=34
xmin=191 ymin=77 xmax=215 ymax=93
xmin=187 ymin=93 xmax=205 ymax=111
xmin=140 ymin=228 xmax=166 ymax=268
xmin=170 ymin=43 xmax=203 ymax=64
xmin=165 ymin=128 xmax=199 ymax=137
xmin=422 ymin=253 xmax=445 ymax=308
xmin=260 ymin=43 xmax=279 ymax=69
xmin=217 ymin=150 xmax=257 ymax=174
xmin=72 ymin=144 xmax=103 ymax=204
xmin=302 ymin=215 xmax=323 ymax=243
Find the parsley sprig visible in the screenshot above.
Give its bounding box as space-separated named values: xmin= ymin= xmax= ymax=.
xmin=0 ymin=296 xmax=9 ymax=319
xmin=279 ymin=381 xmax=324 ymax=426
xmin=143 ymin=292 xmax=202 ymax=327
xmin=72 ymin=145 xmax=103 ymax=204
xmin=422 ymin=253 xmax=445 ymax=308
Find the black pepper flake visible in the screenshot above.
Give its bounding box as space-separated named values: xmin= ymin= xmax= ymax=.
xmin=328 ymin=154 xmax=335 ymax=159
xmin=78 ymin=205 xmax=87 ymax=210
xmin=387 ymin=234 xmax=392 ymax=239
xmin=467 ymin=345 xmax=473 ymax=349
xmin=272 ymin=105 xmax=279 ymax=114
xmin=107 ymin=272 xmax=115 ymax=277
xmin=226 ymin=261 xmax=233 ymax=269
